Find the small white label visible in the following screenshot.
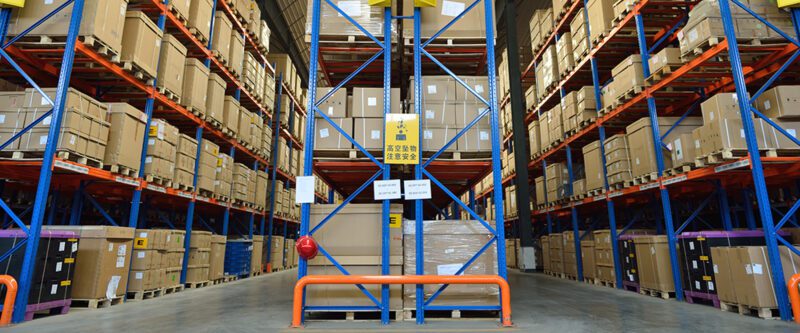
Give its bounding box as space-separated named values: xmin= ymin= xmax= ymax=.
xmin=327 ymin=106 xmax=334 ymax=115
xmin=72 ymin=243 xmax=78 ymax=252
xmin=295 ymin=176 xmax=315 ymax=204
xmin=692 ymin=260 xmax=698 ymax=269
xmin=753 ymin=263 xmax=763 ymax=275
xmin=0 ymin=115 xmax=5 ymax=123
xmin=424 ymin=130 xmax=433 ymax=139
xmin=55 ymin=262 xmax=62 ymax=272
xmin=370 ymin=130 xmax=380 ymax=140
xmin=740 ymin=129 xmax=745 ymax=138
xmin=404 ymin=179 xmax=432 ymax=200
xmin=441 ymin=0 xmax=466 ymax=17
xmin=116 ymin=256 xmax=125 ymax=268
xmin=445 ymin=248 xmax=455 ymax=254
xmin=688 ymin=29 xmax=699 ymax=42
xmin=373 ymin=179 xmax=402 ymax=200
xmin=59 ymin=242 xmax=65 ymax=252
xmin=475 ymin=84 xmax=484 ymax=94
xmin=427 ymin=85 xmax=437 ymax=94
xmin=367 ymin=97 xmax=377 ymax=106
xmin=694 ymin=139 xmax=701 ymax=149
xmin=788 ymin=129 xmax=797 ymax=138
xmin=745 ymin=264 xmax=753 ymax=275
xmin=138 ymin=251 xmax=146 ymax=258
xmin=39 ymin=135 xmax=47 ymax=145
xmin=118 ymin=244 xmax=127 ymax=256
xmin=51 ymin=284 xmax=57 ymax=295
xmin=319 ymin=128 xmax=329 ymax=138
xmin=425 ymin=110 xmax=435 ymax=119
xmin=708 ymin=281 xmax=715 ymax=291
xmin=139 ymin=232 xmax=147 ymax=238
xmin=689 ymin=241 xmax=695 ymax=251
xmin=713 ymin=264 xmax=719 ymax=274
xmin=763 ymin=100 xmax=771 ymax=110
xmin=479 ymin=131 xmax=489 ymax=141
xmin=108 ymin=244 xmax=114 ymax=252
xmin=337 ymin=1 xmax=362 ymax=17
xmin=695 ymin=281 xmax=701 ymax=290
xmin=437 ymin=263 xmax=463 ymax=275
xmin=135 ymin=272 xmax=143 ymax=279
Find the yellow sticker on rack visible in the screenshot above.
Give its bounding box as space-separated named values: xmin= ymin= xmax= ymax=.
xmin=64 ymin=258 xmax=75 ymax=264
xmin=385 ymin=114 xmax=419 ymax=165
xmin=60 ymin=280 xmax=71 ymax=287
xmin=389 ymin=213 xmax=402 ymax=228
xmin=700 ymin=255 xmax=709 ymax=261
xmin=134 ymin=237 xmax=148 ymax=249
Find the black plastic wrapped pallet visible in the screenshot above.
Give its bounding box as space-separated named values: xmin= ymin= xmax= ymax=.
xmin=0 ymin=230 xmax=79 ymax=304
xmin=618 ymin=235 xmax=640 ymax=285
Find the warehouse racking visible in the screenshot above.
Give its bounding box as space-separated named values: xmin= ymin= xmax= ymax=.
xmin=489 ymin=0 xmax=800 ymax=321
xmin=0 ymin=0 xmax=328 ymax=323
xmin=297 ymin=0 xmax=508 ymax=326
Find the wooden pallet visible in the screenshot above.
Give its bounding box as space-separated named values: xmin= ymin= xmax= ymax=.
xmin=563 ymin=274 xmax=578 ymax=281
xmin=120 ymin=61 xmax=156 ymax=86
xmin=185 ymin=280 xmax=211 ymax=289
xmin=402 ymin=308 xmax=498 ymax=321
xmin=156 ymin=85 xmax=181 ymax=104
xmin=582 ymin=277 xmax=598 ymax=285
xmin=684 ymin=290 xmax=721 ymax=308
xmin=71 ymin=297 xmax=123 ymax=309
xmin=145 ymin=174 xmax=173 ymax=188
xmin=250 ymin=271 xmax=263 ymax=277
xmin=211 ymin=50 xmax=229 ymax=66
xmin=1 ymin=150 xmax=104 ymax=169
xmin=645 ymin=64 xmax=683 ymax=85
xmin=184 ymin=105 xmax=206 ymax=120
xmin=665 ymin=164 xmax=693 ymax=176
xmin=13 ymin=34 xmax=120 ymax=63
xmin=596 ymin=280 xmax=617 ymax=288
xmin=21 ymin=299 xmax=71 ymax=321
xmin=587 ymin=188 xmax=606 ymax=197
xmin=188 ymin=27 xmax=209 ymax=44
xmin=174 ymin=182 xmax=194 ymax=192
xmin=126 ymin=288 xmax=163 ymax=302
xmin=625 ymin=172 xmax=658 ymax=187
xmin=720 ymin=301 xmax=779 ymax=319
xmin=622 ymin=281 xmax=640 ymax=293
xmin=103 ymin=164 xmax=137 ymax=177
xmin=681 ymin=36 xmax=787 ymax=62
xmin=163 ymin=284 xmax=184 ymax=295
xmin=601 ymin=86 xmax=644 ymax=115
xmin=639 ymin=287 xmax=675 ymax=300
xmin=306 ymin=310 xmax=401 ymax=322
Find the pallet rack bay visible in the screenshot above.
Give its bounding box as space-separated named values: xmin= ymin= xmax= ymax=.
xmin=0 ymin=0 xmax=329 ymax=323
xmin=491 ymin=0 xmax=800 ymax=321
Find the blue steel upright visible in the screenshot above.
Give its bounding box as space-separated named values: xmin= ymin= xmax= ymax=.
xmin=11 ymin=0 xmax=86 ymax=322
xmin=379 ymin=5 xmax=392 ymax=325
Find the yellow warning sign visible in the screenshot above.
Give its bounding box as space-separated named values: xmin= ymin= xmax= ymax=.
xmin=385 ymin=114 xmax=419 ymax=165
xmin=389 ymin=213 xmax=402 ymax=228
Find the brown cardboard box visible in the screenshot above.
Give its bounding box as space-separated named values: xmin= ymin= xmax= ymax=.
xmin=353 ymin=118 xmax=384 ymax=150
xmin=10 ymin=0 xmax=128 ymax=54
xmin=24 ymin=87 xmax=107 ymax=119
xmin=755 ymin=85 xmax=800 ymax=119
xmin=626 ymin=116 xmax=701 ymax=178
xmin=422 ymin=126 xmax=456 ymax=152
xmin=528 ymin=120 xmax=541 ymax=156
xmin=710 ymin=247 xmax=737 ymax=303
xmin=409 ymin=76 xmax=457 ymax=102
xmin=634 ymin=235 xmax=675 ymax=292
xmin=457 ymin=126 xmax=491 ymax=152
xmin=177 ymin=134 xmax=198 ymax=157
xmin=188 ymin=248 xmax=210 ymax=266
xmin=133 ymin=229 xmax=167 ymax=250
xmin=587 ymin=0 xmax=615 ymax=43
xmin=185 ymin=265 xmax=210 ymax=283
xmin=582 ymin=140 xmax=604 ymax=191
xmin=648 ymin=47 xmax=681 ymax=75
xmin=773 ymin=120 xmax=800 ymax=149
xmin=307 ymin=264 xmax=403 ymax=309
xmin=419 ymin=102 xmax=457 ymax=127
xmin=209 ymin=235 xmax=226 ymax=280
xmin=455 ymin=76 xmax=491 ymax=102
xmin=596 ymin=264 xmax=616 ymax=282
xmin=351 ymin=87 xmax=401 ymax=117
xmin=314 ymin=118 xmax=353 ymax=150
xmin=157 ymin=34 xmax=187 ymax=98
xmin=147 ymin=137 xmax=176 ymax=161
xmin=229 ymin=32 xmax=245 ymax=76
xmin=670 ymin=133 xmax=698 ymax=167
xmin=188 ymin=0 xmax=214 ymax=42
xmin=270 ymin=235 xmax=285 ymax=270
xmin=402 ymin=0 xmax=491 ymax=39
xmin=121 ymin=11 xmax=163 ymax=79
xmin=212 ymin=11 xmax=233 ymax=64
xmin=206 ymin=73 xmax=226 ymax=124
xmin=182 ymin=58 xmax=210 ymax=115
xmin=581 ymin=240 xmax=597 ymax=279
xmin=144 ymin=156 xmax=174 ymax=180
xmin=104 ymin=103 xmax=146 ymax=171
xmin=556 ymin=32 xmax=575 ymax=76
xmin=223 ymin=96 xmax=240 ymax=135
xmin=454 ymin=101 xmax=491 ymax=128
xmin=43 ymin=226 xmax=134 ymax=299
xmin=167 ymin=230 xmax=186 ymax=251
xmin=308 ymin=204 xmax=403 ymax=261
xmin=190 ymin=231 xmax=213 ymax=249
xmin=307 ymin=0 xmax=388 ymax=38
xmin=729 ymin=246 xmax=800 ymax=308
xmin=149 ymin=118 xmax=179 ymax=145
xmin=404 ymin=220 xmax=498 ymax=306
xmin=316 ymin=87 xmax=347 ymax=118
xmin=131 ymin=250 xmax=160 ymax=270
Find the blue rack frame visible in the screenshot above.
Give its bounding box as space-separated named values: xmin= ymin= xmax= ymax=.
xmin=299 ymin=0 xmax=507 ymax=326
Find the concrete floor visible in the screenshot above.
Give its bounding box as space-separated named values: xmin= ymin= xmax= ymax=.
xmin=7 ymin=270 xmax=799 ymax=332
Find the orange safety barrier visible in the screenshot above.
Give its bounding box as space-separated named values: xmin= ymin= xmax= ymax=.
xmin=291 ymin=275 xmax=512 ymax=328
xmin=789 ymin=273 xmax=800 ymax=323
xmin=0 ymin=275 xmax=18 ymax=326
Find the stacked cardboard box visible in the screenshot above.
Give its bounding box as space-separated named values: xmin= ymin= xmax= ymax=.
xmin=165 ymin=230 xmax=186 ymax=287
xmin=309 ymin=0 xmax=389 ymax=39
xmin=212 ymin=11 xmax=233 ymax=65
xmin=545 ymin=162 xmax=570 ymax=202
xmin=581 ymin=240 xmax=597 ymax=279
xmin=351 ymin=87 xmax=400 ymax=150
xmin=402 ymin=0 xmax=490 ymax=39
xmin=528 ymin=120 xmax=541 ymax=157
xmin=186 ymin=231 xmax=212 ymax=283
xmin=232 ymin=163 xmax=253 ymax=204
xmin=223 ymin=96 xmax=241 ymax=137
xmin=626 ymin=116 xmax=701 ymax=179
xmin=103 ymin=103 xmax=146 ymax=174
xmin=506 ymin=239 xmax=518 ymax=268
xmin=541 ymin=235 xmax=551 ymax=272
xmin=678 ymin=231 xmax=766 ymax=296
xmin=678 ymin=0 xmax=793 ymax=58
xmin=255 ymin=170 xmax=269 ymax=209
xmin=215 ymin=153 xmax=234 ymax=198
xmin=570 ymin=9 xmax=590 ymax=62
xmin=712 ymin=245 xmax=800 ymax=309
xmin=648 ymin=48 xmax=683 ymax=77
xmin=129 ymin=229 xmax=170 ymax=292
xmin=562 ymin=231 xmax=583 ymax=277
xmin=535 ymin=46 xmax=559 ymax=101
xmin=603 ymin=134 xmax=632 ymax=186
xmin=549 ymin=233 xmax=564 ymax=274
xmin=633 ymin=235 xmax=675 ymax=293
xmin=534 ymin=176 xmax=546 ymax=205
xmin=603 ymin=55 xmax=644 ymax=108
xmin=174 ymin=134 xmax=198 ymax=189
xmin=188 ymin=0 xmax=214 ymax=42
xmin=206 ymin=73 xmax=226 ymax=127
xmin=145 ymin=119 xmax=179 ymax=184
xmin=197 ymin=140 xmax=219 ymax=194
xmin=229 ymin=30 xmax=245 ymax=77
xmin=286 ymin=238 xmax=297 ymax=268
xmin=556 ymin=32 xmax=575 ymax=78
xmin=593 ymin=230 xmax=616 ymax=283
xmin=0 ymin=88 xmax=109 ymax=162
xmin=503 ymin=185 xmax=518 ymax=219
xmin=121 ymin=11 xmax=163 ymax=79
xmin=455 ymin=77 xmax=493 ymax=153
xmin=209 ymin=235 xmax=227 ymax=281
xmin=269 ymin=235 xmax=285 ymax=271
xmin=44 ymin=226 xmax=135 ymax=301
xmin=530 ymin=9 xmax=554 ymax=52
xmin=404 ymin=220 xmax=497 ymax=307
xmin=157 ymin=34 xmax=187 ymax=101
xmin=308 ymin=204 xmax=403 ymax=309
xmin=587 ymin=0 xmax=615 ymax=44
xmin=251 ymin=236 xmax=264 ymax=275
xmin=183 ymin=58 xmax=210 ymax=118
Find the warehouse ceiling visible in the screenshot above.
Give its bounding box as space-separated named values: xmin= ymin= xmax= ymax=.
xmin=262 ymin=0 xmax=311 ymax=86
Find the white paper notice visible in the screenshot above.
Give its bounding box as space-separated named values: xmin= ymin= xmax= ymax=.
xmin=55 ymin=262 xmax=62 ymax=272
xmin=116 ymin=256 xmax=125 ymax=268
xmin=320 ymin=128 xmax=330 ymax=138
xmin=59 ymin=242 xmax=65 ymax=252
xmin=368 ymin=97 xmax=377 ymax=106
xmin=106 ymin=275 xmax=121 ymax=299
xmin=441 ymin=0 xmax=465 ymax=17
xmin=374 ymin=179 xmax=402 ymax=200
xmin=371 ymin=130 xmax=381 ymax=140
xmin=51 ymin=284 xmax=58 ymax=295
xmin=404 ymin=180 xmax=432 ymax=200
xmin=753 ymin=263 xmax=763 ymax=275
xmin=437 ymin=263 xmax=463 ymax=275
xmin=295 ymin=176 xmax=316 ymax=204
xmin=338 ymin=1 xmax=362 ymax=17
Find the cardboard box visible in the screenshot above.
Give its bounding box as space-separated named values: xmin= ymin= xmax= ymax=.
xmin=670 ymin=133 xmax=698 ymax=167
xmin=402 ymin=0 xmax=491 ymax=39
xmin=582 ymin=140 xmax=604 ymax=191
xmin=121 ymin=11 xmax=163 ymax=79
xmin=409 ymin=76 xmax=457 ymax=102
xmin=188 ymin=0 xmax=214 ymax=42
xmin=44 ymin=226 xmax=134 ymax=299
xmin=710 ymin=247 xmax=737 ymax=303
xmin=634 ymin=235 xmax=675 ymax=292
xmin=648 ymin=47 xmax=682 ymax=75
xmin=206 ymin=73 xmax=226 ymax=124
xmin=316 ymin=87 xmax=347 ymax=118
xmin=457 ymin=126 xmax=491 ymax=152
xmin=581 ymin=240 xmax=597 ymax=279
xmin=10 ymin=0 xmax=128 ymax=54
xmin=104 ymin=103 xmax=146 ymax=171
xmin=185 ymin=265 xmax=209 ymax=283
xmin=454 ymin=101 xmax=491 ymax=128
xmin=419 ymin=102 xmax=456 ymax=127
xmin=404 ymin=220 xmax=498 ymax=306
xmin=314 ymin=118 xmax=353 ymax=150
xmin=353 ymin=118 xmax=384 ymax=150
xmin=422 ymin=126 xmax=456 ymax=152
xmin=308 ymin=204 xmax=403 ymax=261
xmin=307 ymin=264 xmax=402 ymax=309
xmin=182 ymin=58 xmax=210 ymax=115
xmin=626 ymin=116 xmax=701 ymax=178
xmin=212 ymin=11 xmax=233 ymax=64
xmin=755 ymin=85 xmax=800 ymax=119
xmin=270 ymin=235 xmax=285 ymax=270
xmin=157 ymin=34 xmax=187 ymax=98
xmin=131 ymin=250 xmax=160 ymax=271
xmin=587 ymin=0 xmax=614 ymax=43
xmin=351 ymin=87 xmax=401 ymax=117
xmin=455 ymin=76 xmax=491 ymax=102
xmin=222 ymin=96 xmax=240 ymax=135
xmin=144 ymin=156 xmax=174 ymax=180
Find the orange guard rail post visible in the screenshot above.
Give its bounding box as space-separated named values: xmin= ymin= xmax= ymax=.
xmin=788 ymin=273 xmax=800 ymax=323
xmin=0 ymin=275 xmax=18 ymax=326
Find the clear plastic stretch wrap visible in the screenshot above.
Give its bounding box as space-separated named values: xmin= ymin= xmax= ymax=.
xmin=305 ymin=0 xmax=396 ymax=40
xmin=403 ymin=219 xmax=499 ymax=306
